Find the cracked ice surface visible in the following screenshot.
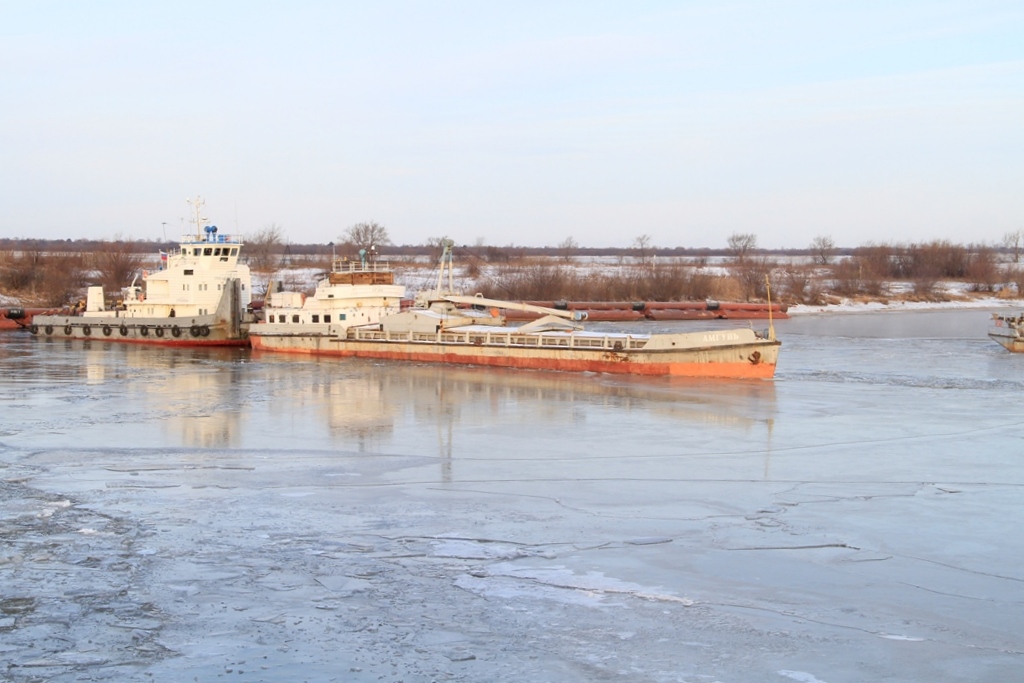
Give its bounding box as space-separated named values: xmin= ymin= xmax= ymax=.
xmin=1 ymin=308 xmax=1023 ymax=682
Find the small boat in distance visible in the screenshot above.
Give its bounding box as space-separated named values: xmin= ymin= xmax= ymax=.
xmin=250 ymin=242 xmax=781 ymax=378
xmin=988 ymin=312 xmax=1024 ymax=352
xmin=31 ymin=197 xmax=255 ymax=346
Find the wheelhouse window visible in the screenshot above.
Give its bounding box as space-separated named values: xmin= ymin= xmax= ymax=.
xmin=292 ymin=315 xmax=300 ymax=323
xmin=184 ymin=269 xmax=193 ymax=275
xmin=311 ymin=315 xmax=320 ymax=323
xmin=324 ymin=315 xmax=331 ymax=323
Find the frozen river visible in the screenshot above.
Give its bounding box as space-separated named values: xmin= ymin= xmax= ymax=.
xmin=1 ymin=309 xmax=1023 ymax=682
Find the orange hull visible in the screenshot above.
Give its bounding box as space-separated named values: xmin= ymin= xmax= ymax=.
xmin=250 ymin=336 xmax=779 ymax=379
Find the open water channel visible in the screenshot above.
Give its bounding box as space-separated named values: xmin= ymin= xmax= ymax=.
xmin=1 ymin=308 xmax=1022 ymax=682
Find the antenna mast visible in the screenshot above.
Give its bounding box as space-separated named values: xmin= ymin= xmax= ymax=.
xmin=185 ymin=196 xmax=207 ymax=238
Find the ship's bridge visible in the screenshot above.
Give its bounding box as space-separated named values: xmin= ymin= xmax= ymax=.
xmin=171 ymin=225 xmax=245 ymax=266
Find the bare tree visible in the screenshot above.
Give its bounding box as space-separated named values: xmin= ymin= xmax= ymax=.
xmin=247 ymin=223 xmax=286 ymax=272
xmin=91 ymin=236 xmax=146 ymax=295
xmin=0 ymin=249 xmax=43 ymax=291
xmin=966 ymin=243 xmax=999 ymax=292
xmin=632 ymin=234 xmax=653 ymax=264
xmin=342 ymin=221 xmax=391 ymax=252
xmin=424 ymin=235 xmax=452 ymax=261
xmin=810 ymin=234 xmax=836 ymax=265
xmin=1002 ymin=229 xmax=1023 ymax=263
xmin=557 ymin=236 xmax=579 ymax=263
xmin=727 ymin=233 xmax=758 ymax=264
xmin=38 ymin=253 xmax=87 ymax=307
xmin=730 ymin=255 xmax=775 ymax=301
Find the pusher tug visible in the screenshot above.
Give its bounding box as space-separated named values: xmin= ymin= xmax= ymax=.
xmin=30 ymin=197 xmax=255 ymax=346
xmin=249 ymin=242 xmax=781 ymax=378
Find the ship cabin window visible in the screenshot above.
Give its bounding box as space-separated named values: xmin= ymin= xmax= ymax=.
xmin=312 ymin=315 xmax=320 ymax=323
xmin=204 ymin=248 xmax=213 ymax=256
xmin=268 ymin=315 xmax=274 ymax=323
xmin=193 ymin=248 xmax=200 ymax=255
xmin=214 ymin=248 xmax=221 ymax=256
xmin=292 ymin=315 xmax=300 ymax=323
xmin=184 ymin=269 xmax=193 ymax=275
xmin=324 ymin=315 xmax=331 ymax=323
xmin=230 ymin=248 xmax=238 ymax=256
xmin=338 ymin=314 xmax=345 ymax=321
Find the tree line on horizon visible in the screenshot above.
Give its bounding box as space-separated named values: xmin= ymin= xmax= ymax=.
xmin=3 ymin=221 xmax=1024 ymax=307
xmin=4 ymin=223 xmax=1023 ymax=261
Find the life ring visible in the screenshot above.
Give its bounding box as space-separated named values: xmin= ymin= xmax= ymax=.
xmin=44 ymin=325 xmax=54 ymax=335
xmin=64 ymin=325 xmax=73 ymax=336
xmin=171 ymin=325 xmax=181 ymax=338
xmin=155 ymin=327 xmax=165 ymax=338
xmin=200 ymin=325 xmax=210 ymax=337
xmin=119 ymin=325 xmax=128 ymax=336
xmin=82 ymin=325 xmax=92 ymax=336
xmin=190 ymin=325 xmax=201 ymax=337
xmin=102 ymin=325 xmax=112 ymax=336
xmin=139 ymin=325 xmax=149 ymax=337
xmin=29 ymin=324 xmax=39 ymax=334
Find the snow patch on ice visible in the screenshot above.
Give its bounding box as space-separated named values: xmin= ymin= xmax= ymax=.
xmin=474 ymin=563 xmax=695 ymax=606
xmin=431 ymin=539 xmax=524 ymax=560
xmin=880 ymin=634 xmax=925 ymax=641
xmin=778 ymin=671 xmax=829 ymax=683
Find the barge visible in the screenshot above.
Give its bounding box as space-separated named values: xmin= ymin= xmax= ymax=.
xmin=249 ymin=243 xmax=781 ymax=379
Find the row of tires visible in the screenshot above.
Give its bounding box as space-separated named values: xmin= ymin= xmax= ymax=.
xmin=30 ymin=323 xmax=212 ymax=338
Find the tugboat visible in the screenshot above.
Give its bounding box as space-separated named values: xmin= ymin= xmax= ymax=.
xmin=250 ymin=242 xmax=781 ymax=379
xmin=30 ymin=197 xmax=255 ymax=346
xmin=988 ymin=312 xmax=1024 ymax=352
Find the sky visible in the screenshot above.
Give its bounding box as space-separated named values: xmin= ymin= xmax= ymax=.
xmin=2 ymin=1 xmax=1023 ymax=249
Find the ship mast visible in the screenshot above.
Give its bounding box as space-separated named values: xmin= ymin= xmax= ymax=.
xmin=185 ymin=196 xmax=207 ymax=240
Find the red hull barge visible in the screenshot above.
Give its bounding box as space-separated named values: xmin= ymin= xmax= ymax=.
xmin=0 ymin=308 xmax=55 ymax=330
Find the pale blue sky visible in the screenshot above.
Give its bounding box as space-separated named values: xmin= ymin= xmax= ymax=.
xmin=3 ymin=1 xmax=1022 ymax=248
